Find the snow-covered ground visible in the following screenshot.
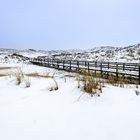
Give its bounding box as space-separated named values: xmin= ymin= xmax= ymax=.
xmin=0 ymin=63 xmax=140 ymax=140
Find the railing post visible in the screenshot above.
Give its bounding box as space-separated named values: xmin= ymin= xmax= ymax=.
xmin=123 ymin=63 xmax=125 ymax=71
xmin=108 ymin=62 xmax=109 ymax=69
xmin=43 ymin=59 xmax=45 ymax=66
xmin=56 ymin=59 xmax=59 ymax=69
xmin=100 ymin=63 xmax=102 ymax=77
xmin=85 ymin=61 xmax=86 ymax=67
xmin=48 ymin=58 xmax=50 ymax=67
xmin=77 ymin=61 xmax=79 ymax=72
xmin=70 ymin=60 xmax=71 ymax=71
xmin=88 ymin=62 xmax=90 ymax=72
xmin=95 ymin=61 xmax=97 ymax=67
xmin=116 ymin=63 xmax=118 ymax=81
xmin=41 ymin=58 xmax=43 ymax=65
xmin=52 ymin=59 xmax=53 ymax=67
xmin=139 ymin=66 xmax=140 ymax=84
xmin=63 ymin=60 xmax=65 ymax=70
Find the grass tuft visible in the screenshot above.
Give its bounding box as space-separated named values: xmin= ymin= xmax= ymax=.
xmin=0 ymin=74 xmax=8 ymax=77
xmin=0 ymin=67 xmax=13 ymax=70
xmin=12 ymin=68 xmax=24 ymax=85
xmin=77 ymin=70 xmax=103 ymax=97
xmin=26 ymin=73 xmax=52 ymax=78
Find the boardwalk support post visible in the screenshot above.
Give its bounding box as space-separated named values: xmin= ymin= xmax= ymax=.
xmin=77 ymin=61 xmax=79 ymax=72
xmin=108 ymin=62 xmax=109 ymax=69
xmin=69 ymin=60 xmax=71 ymax=71
xmin=100 ymin=63 xmax=102 ymax=77
xmin=63 ymin=60 xmax=65 ymax=70
xmin=88 ymin=62 xmax=90 ymax=72
xmin=123 ymin=63 xmax=125 ymax=71
xmin=116 ymin=63 xmax=118 ymax=81
xmin=139 ymin=66 xmax=140 ymax=84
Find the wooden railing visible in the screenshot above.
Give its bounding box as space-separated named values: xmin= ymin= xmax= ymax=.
xmin=29 ymin=58 xmax=140 ymax=84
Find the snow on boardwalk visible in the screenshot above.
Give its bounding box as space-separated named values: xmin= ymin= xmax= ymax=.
xmin=0 ymin=64 xmax=140 ymax=140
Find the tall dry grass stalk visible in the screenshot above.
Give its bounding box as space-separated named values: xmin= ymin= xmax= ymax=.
xmin=23 ymin=77 xmax=31 ymax=88
xmin=0 ymin=74 xmax=8 ymax=77
xmin=10 ymin=68 xmax=31 ymax=87
xmin=77 ymin=70 xmax=103 ymax=97
xmin=0 ymin=67 xmax=12 ymax=70
xmin=26 ymin=72 xmax=52 ymax=78
xmin=12 ymin=68 xmax=24 ymax=85
xmin=108 ymin=73 xmax=128 ymax=87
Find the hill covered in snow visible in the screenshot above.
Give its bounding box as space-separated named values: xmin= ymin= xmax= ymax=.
xmin=0 ymin=43 xmax=140 ymax=63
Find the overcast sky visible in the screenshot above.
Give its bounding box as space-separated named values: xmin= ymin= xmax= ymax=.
xmin=0 ymin=0 xmax=140 ymax=50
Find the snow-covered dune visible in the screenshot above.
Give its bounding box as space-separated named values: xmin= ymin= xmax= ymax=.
xmin=0 ymin=63 xmax=140 ymax=140
xmin=0 ymin=43 xmax=140 ymax=63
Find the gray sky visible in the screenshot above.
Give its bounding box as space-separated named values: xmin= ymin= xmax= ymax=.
xmin=0 ymin=0 xmax=140 ymax=50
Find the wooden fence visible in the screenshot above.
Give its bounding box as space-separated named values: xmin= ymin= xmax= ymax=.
xmin=29 ymin=58 xmax=140 ymax=84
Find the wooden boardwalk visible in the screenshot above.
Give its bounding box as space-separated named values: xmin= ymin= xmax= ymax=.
xmin=29 ymin=58 xmax=140 ymax=84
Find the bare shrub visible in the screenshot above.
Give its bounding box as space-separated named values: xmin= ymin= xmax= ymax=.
xmin=12 ymin=68 xmax=24 ymax=85
xmin=132 ymin=79 xmax=139 ymax=89
xmin=135 ymin=90 xmax=140 ymax=95
xmin=75 ymin=73 xmax=81 ymax=88
xmin=23 ymin=77 xmax=31 ymax=88
xmin=48 ymin=77 xmax=58 ymax=91
xmin=47 ymin=71 xmax=58 ymax=91
xmin=136 ymin=82 xmax=139 ymax=89
xmin=108 ymin=73 xmax=129 ymax=88
xmin=118 ymin=74 xmax=128 ymax=87
xmin=81 ymin=72 xmax=102 ymax=97
xmin=75 ymin=69 xmax=103 ymax=96
xmin=10 ymin=68 xmax=31 ymax=87
xmin=101 ymin=79 xmax=105 ymax=87
xmin=108 ymin=74 xmax=117 ymax=86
